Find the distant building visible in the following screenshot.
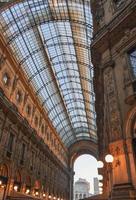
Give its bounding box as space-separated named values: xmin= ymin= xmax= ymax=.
xmin=74 ymin=178 xmax=91 ymax=200
xmin=93 ymin=177 xmax=99 ymax=195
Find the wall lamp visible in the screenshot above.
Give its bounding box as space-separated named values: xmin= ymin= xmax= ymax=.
xmin=43 ymin=193 xmax=46 ymax=197
xmin=105 ymin=154 xmax=114 ymax=163
xmin=13 ymin=185 xmax=18 ymax=192
xmin=26 ymin=188 xmax=30 ymax=194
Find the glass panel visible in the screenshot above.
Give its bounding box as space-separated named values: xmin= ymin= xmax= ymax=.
xmin=0 ymin=0 xmax=97 ymax=147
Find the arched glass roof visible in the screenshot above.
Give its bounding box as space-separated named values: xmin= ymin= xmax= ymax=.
xmin=0 ymin=0 xmax=97 ymax=147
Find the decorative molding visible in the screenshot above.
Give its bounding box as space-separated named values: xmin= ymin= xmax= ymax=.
xmin=104 ymin=67 xmax=122 ymax=141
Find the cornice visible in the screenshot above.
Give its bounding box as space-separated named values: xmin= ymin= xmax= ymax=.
xmin=91 ymin=0 xmax=136 ymax=52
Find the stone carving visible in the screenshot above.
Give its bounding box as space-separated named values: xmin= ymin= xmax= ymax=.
xmin=104 ymin=66 xmax=122 ymax=141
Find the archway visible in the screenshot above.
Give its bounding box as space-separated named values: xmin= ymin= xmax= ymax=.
xmin=73 ymin=154 xmax=99 ymax=200
xmin=69 ymin=140 xmax=98 ymax=200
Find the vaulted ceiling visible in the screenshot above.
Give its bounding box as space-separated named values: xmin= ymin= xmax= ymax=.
xmin=0 ymin=0 xmax=97 ymax=147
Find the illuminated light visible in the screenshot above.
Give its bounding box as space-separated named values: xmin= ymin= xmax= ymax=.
xmin=53 ymin=197 xmax=56 ymax=200
xmin=97 ymin=161 xmax=104 ymax=168
xmin=98 ymin=175 xmax=103 ymax=180
xmin=43 ymin=193 xmax=46 ymax=197
xmin=49 ymin=195 xmax=52 ymax=199
xmin=99 ymin=191 xmax=103 ymax=194
xmin=99 ymin=187 xmax=103 ymax=192
xmin=14 ymin=185 xmax=18 ymax=191
xmin=99 ymin=182 xmax=103 ymax=187
xmin=35 ymin=191 xmax=39 ymax=196
xmin=0 ymin=180 xmax=2 ymax=185
xmin=26 ymin=189 xmax=30 ymax=194
xmin=105 ymin=154 xmax=114 ymax=163
xmin=58 ymin=198 xmax=60 ymax=200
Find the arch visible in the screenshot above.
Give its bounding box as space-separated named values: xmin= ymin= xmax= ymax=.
xmin=69 ymin=140 xmax=98 ymax=168
xmin=0 ymin=164 xmax=8 ymax=177
xmin=34 ymin=180 xmax=41 ymax=189
xmin=0 ymin=164 xmax=8 ymax=185
xmin=26 ymin=175 xmax=31 ymax=187
xmin=125 ymin=106 xmax=136 ymax=138
xmin=14 ymin=170 xmax=21 ymax=183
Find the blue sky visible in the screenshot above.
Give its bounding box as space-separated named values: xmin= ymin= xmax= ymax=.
xmin=74 ymin=154 xmax=98 ymax=194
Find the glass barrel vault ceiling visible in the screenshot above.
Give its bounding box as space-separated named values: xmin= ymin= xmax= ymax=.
xmin=0 ymin=0 xmax=97 ymax=147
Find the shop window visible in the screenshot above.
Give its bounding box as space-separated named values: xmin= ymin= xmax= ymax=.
xmin=2 ymin=73 xmax=10 ymax=86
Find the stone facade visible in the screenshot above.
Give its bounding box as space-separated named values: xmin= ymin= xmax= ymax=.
xmin=0 ymin=34 xmax=70 ymax=200
xmin=91 ymin=0 xmax=136 ymax=199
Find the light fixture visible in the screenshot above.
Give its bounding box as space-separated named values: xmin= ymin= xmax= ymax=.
xmin=58 ymin=198 xmax=60 ymax=200
xmin=98 ymin=175 xmax=103 ymax=180
xmin=43 ymin=193 xmax=46 ymax=197
xmin=99 ymin=182 xmax=103 ymax=187
xmin=49 ymin=195 xmax=52 ymax=199
xmin=0 ymin=180 xmax=2 ymax=185
xmin=14 ymin=185 xmax=18 ymax=191
xmin=97 ymin=161 xmax=104 ymax=168
xmin=105 ymin=154 xmax=114 ymax=163
xmin=26 ymin=189 xmax=30 ymax=194
xmin=53 ymin=196 xmax=56 ymax=199
xmin=35 ymin=191 xmax=39 ymax=196
xmin=99 ymin=187 xmax=103 ymax=192
xmin=99 ymin=191 xmax=103 ymax=194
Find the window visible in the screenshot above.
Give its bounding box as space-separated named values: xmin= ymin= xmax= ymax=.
xmin=30 ymin=152 xmax=34 ymax=171
xmin=16 ymin=90 xmax=22 ymax=103
xmin=113 ymin=0 xmax=125 ymax=9
xmin=2 ymin=73 xmax=10 ymax=86
xmin=41 ymin=125 xmax=44 ymax=134
xmin=26 ymin=105 xmax=31 ymax=116
xmin=34 ymin=116 xmax=38 ymax=127
xmin=129 ymin=48 xmax=136 ymax=78
xmin=7 ymin=133 xmax=14 ymax=157
xmin=20 ymin=143 xmax=26 ymax=165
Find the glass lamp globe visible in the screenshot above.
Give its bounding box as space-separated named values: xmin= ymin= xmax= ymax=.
xmin=97 ymin=161 xmax=104 ymax=168
xmin=14 ymin=185 xmax=18 ymax=191
xmin=99 ymin=182 xmax=103 ymax=187
xmin=99 ymin=187 xmax=103 ymax=192
xmin=98 ymin=175 xmax=103 ymax=180
xmin=43 ymin=193 xmax=46 ymax=197
xmin=105 ymin=154 xmax=114 ymax=163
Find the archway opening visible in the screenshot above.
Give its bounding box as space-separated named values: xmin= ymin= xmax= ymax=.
xmin=73 ymin=154 xmax=99 ymax=199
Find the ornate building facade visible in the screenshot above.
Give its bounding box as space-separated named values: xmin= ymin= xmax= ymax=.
xmin=0 ymin=34 xmax=70 ymax=200
xmin=91 ymin=0 xmax=136 ymax=199
xmin=0 ymin=0 xmax=136 ymax=200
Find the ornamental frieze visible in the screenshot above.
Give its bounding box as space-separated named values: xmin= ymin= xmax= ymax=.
xmin=104 ymin=66 xmax=122 ymax=141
